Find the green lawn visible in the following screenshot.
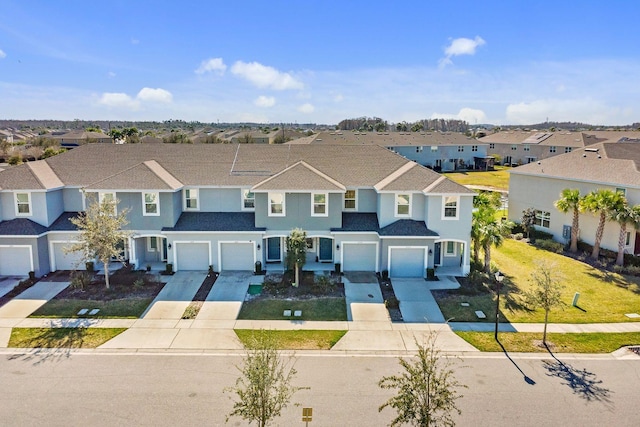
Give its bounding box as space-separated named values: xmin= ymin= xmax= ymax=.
xmin=8 ymin=328 xmax=126 ymax=348
xmin=443 ymin=166 xmax=510 ymax=191
xmin=456 ymin=331 xmax=640 ymax=353
xmin=237 ymin=297 xmax=347 ymax=321
xmin=435 ymin=239 xmax=640 ymax=323
xmin=235 ymin=329 xmax=347 ymax=350
xmin=29 ymin=298 xmax=155 ymax=319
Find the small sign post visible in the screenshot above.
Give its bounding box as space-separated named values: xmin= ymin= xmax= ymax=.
xmin=302 ymin=407 xmax=313 ymax=426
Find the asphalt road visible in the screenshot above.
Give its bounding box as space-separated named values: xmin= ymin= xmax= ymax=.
xmin=0 ymin=349 xmax=637 ymax=426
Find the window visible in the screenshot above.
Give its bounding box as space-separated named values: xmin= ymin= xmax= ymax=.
xmin=511 ymin=145 xmax=517 ymax=151
xmin=312 ymin=192 xmax=327 ymax=216
xmin=243 ymin=189 xmax=255 ymax=210
xmin=565 ymin=147 xmax=572 ymax=153
xmin=184 ymin=189 xmax=198 ymax=210
xmin=457 ymin=145 xmax=464 ymax=152
xmin=616 ymin=188 xmax=626 ymax=196
xmin=416 ymin=146 xmax=423 ymax=153
xmin=395 ymin=194 xmax=411 ymax=216
xmin=524 ymin=144 xmax=530 ymax=152
xmin=306 ymin=238 xmax=314 ymax=250
xmin=143 ymin=192 xmax=159 ymax=216
xmin=549 ymin=146 xmax=557 ymax=153
xmin=489 ymin=143 xmax=495 ymax=149
xmin=471 ymin=145 xmax=478 ymax=152
xmin=534 ymin=210 xmax=550 ymax=228
xmin=344 ymin=190 xmax=356 ymax=210
xmin=98 ymin=192 xmax=116 ymax=215
xmin=15 ymin=192 xmax=31 ymax=216
xmin=445 ymin=241 xmax=456 ymax=256
xmin=443 ymin=196 xmax=459 ymax=219
xmin=148 ymin=237 xmax=158 ymax=252
xmin=626 ymin=232 xmax=631 ymax=246
xmin=431 ymin=146 xmax=438 ymax=152
xmin=269 ymin=192 xmax=285 ymax=216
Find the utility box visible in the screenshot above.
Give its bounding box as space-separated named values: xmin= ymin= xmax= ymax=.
xmin=562 ymin=225 xmax=572 ymax=240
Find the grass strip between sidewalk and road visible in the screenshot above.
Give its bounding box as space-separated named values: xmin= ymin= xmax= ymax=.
xmin=237 ymin=297 xmax=347 ymax=321
xmin=235 ymin=329 xmax=347 ymax=350
xmin=8 ymin=328 xmax=126 ymax=348
xmin=456 ymin=331 xmax=640 ymax=353
xmin=29 ymin=298 xmax=155 ymax=319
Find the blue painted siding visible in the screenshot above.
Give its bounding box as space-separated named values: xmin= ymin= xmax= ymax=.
xmin=254 ymin=192 xmax=342 ymax=230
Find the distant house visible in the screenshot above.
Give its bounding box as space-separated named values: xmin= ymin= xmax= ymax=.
xmin=0 ymin=144 xmax=474 ymax=277
xmin=51 ymin=130 xmax=112 ymax=147
xmin=288 ymin=131 xmax=492 ymax=172
xmin=479 ymin=130 xmax=640 ymax=166
xmin=508 ymin=141 xmax=640 ymax=255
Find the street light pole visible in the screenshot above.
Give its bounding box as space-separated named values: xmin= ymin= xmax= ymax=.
xmin=494 ymin=271 xmax=504 ymax=340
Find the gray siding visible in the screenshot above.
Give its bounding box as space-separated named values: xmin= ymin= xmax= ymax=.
xmin=255 ymin=193 xmax=342 ymax=230
xmin=0 ymin=191 xmax=48 ymax=226
xmin=426 ymin=195 xmax=473 ymax=242
xmin=45 ymin=190 xmax=64 ymax=226
xmin=378 ymin=192 xmax=424 ymax=228
xmin=198 ymin=188 xmax=243 ymax=212
xmin=86 ymin=191 xmax=179 ymax=230
xmin=393 ymin=145 xmax=487 ymax=171
xmin=357 ymin=189 xmax=378 ymax=212
xmin=62 ymin=188 xmax=84 ymax=212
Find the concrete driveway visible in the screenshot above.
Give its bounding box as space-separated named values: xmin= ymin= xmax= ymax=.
xmin=343 ymin=278 xmax=389 ymax=322
xmin=0 ymin=277 xmax=24 ymax=299
xmin=392 ymin=276 xmax=460 ymax=323
xmin=142 ymin=271 xmax=208 ymax=319
xmin=195 ymin=271 xmax=258 ymax=321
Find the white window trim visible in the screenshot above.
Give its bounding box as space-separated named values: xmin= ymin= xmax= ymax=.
xmin=395 ymin=193 xmax=411 ymax=218
xmin=242 ymin=189 xmax=255 ymax=211
xmin=143 ymin=192 xmax=160 ymax=216
xmin=311 ymin=192 xmax=329 ymax=217
xmin=268 ymin=192 xmax=286 ymax=217
xmin=442 ymin=195 xmax=460 ymax=220
xmin=444 ymin=241 xmax=457 ymax=257
xmin=344 ymin=189 xmax=357 ymax=211
xmin=98 ymin=192 xmax=117 ymax=215
xmin=625 ymin=232 xmax=632 ymax=247
xmin=184 ymin=188 xmax=199 ymax=211
xmin=147 ymin=236 xmax=158 ymax=252
xmin=14 ymin=192 xmax=32 ymax=217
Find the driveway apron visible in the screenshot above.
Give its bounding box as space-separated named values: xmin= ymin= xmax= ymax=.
xmin=195 ymin=271 xmax=257 ymax=321
xmin=391 ymin=278 xmax=456 ymax=323
xmin=343 ymin=279 xmax=388 ymax=322
xmin=141 ymin=271 xmax=207 ymax=319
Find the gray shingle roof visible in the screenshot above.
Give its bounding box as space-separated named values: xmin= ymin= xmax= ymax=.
xmin=162 ymin=212 xmax=266 ymax=232
xmin=379 ymin=220 xmax=438 ymax=237
xmin=331 ymin=213 xmax=437 ymax=237
xmin=331 ymin=213 xmax=379 ymax=232
xmin=0 ymin=218 xmax=48 ymax=235
xmin=48 ymin=212 xmax=80 ymax=231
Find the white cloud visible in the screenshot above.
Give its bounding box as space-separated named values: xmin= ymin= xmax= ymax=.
xmin=231 ymin=61 xmax=303 ymax=90
xmin=0 ymin=49 xmax=6 ymax=59
xmin=439 ymin=36 xmax=485 ymax=68
xmin=430 ymin=108 xmax=487 ymax=124
xmin=298 ymin=103 xmax=315 ymax=114
xmin=195 ymin=57 xmax=227 ymax=75
xmin=107 ymin=71 xmax=116 ymax=78
xmin=504 ymin=98 xmax=623 ymax=125
xmin=254 ymin=95 xmax=275 ymax=107
xmin=98 ymin=93 xmax=140 ymax=110
xmin=137 ymin=87 xmax=173 ymax=103
xmin=131 ymin=38 xmax=140 ymax=45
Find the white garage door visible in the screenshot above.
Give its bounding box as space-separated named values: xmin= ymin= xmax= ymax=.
xmin=390 ymin=247 xmax=426 ymax=278
xmin=220 ymin=243 xmax=254 ymax=271
xmin=175 ymin=243 xmax=209 ymax=271
xmin=0 ymin=246 xmax=32 ymax=276
xmin=342 ymin=243 xmax=376 ymax=271
xmin=52 ymin=243 xmax=86 ymax=271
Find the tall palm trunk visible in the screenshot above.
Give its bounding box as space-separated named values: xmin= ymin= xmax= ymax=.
xmin=591 ymin=212 xmax=606 ymax=259
xmin=616 ymin=223 xmax=628 ymax=266
xmin=570 ymin=208 xmax=579 ymax=253
xmin=483 ymin=241 xmax=492 ymax=273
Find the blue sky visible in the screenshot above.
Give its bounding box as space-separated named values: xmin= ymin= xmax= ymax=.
xmin=1 ymin=0 xmax=639 ymax=125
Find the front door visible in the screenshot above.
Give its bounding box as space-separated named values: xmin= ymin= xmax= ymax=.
xmin=267 ymin=237 xmax=281 ymax=262
xmin=319 ymin=238 xmax=333 ymax=262
xmin=635 ymin=232 xmax=640 ymax=255
xmin=434 ymin=242 xmax=442 ymax=266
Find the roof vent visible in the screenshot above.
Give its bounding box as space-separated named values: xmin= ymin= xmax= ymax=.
xmin=585 ymin=148 xmax=599 ymax=152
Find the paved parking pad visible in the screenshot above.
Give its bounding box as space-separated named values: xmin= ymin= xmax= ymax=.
xmin=391 ymin=278 xmax=458 ymax=323
xmin=142 ymin=271 xmax=207 ymax=319
xmin=196 ymin=271 xmax=255 ymax=321
xmin=0 ymin=277 xmax=24 ymax=299
xmin=344 ymin=280 xmax=388 ymax=322
xmin=0 ymin=282 xmax=69 ymax=318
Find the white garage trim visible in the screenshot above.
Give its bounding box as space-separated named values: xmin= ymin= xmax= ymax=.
xmin=340 ymin=241 xmax=379 ymax=272
xmin=218 ymin=241 xmax=256 ymax=271
xmin=388 ymin=246 xmax=427 ymax=278
xmin=0 ymin=245 xmax=34 ymax=275
xmin=49 ymin=240 xmax=86 ymax=271
xmin=172 ymin=241 xmax=212 ymax=272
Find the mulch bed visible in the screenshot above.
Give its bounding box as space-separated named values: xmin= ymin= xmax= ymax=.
xmin=54 ymin=269 xmax=164 ymax=301
xmin=192 ymin=272 xmax=218 ymax=302
xmin=259 ymin=271 xmax=345 ymax=299
xmin=378 ymin=276 xmax=403 ymax=322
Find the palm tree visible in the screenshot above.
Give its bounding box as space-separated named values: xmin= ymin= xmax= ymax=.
xmin=471 ymin=192 xmax=502 ymax=265
xmin=554 ymin=189 xmax=582 ymax=253
xmin=480 ymin=218 xmax=514 ymax=273
xmin=580 ymin=189 xmax=625 ymax=259
xmin=608 ymin=202 xmax=640 ymax=266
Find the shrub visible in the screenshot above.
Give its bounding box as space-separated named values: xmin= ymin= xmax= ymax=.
xmin=7 ymin=153 xmax=23 ymax=165
xmin=384 ymin=296 xmax=399 ymax=309
xmin=624 ymin=254 xmax=640 ymax=267
xmin=534 ymin=239 xmax=564 ymax=254
xmin=313 ymin=274 xmax=335 ymax=294
xmin=512 ymin=233 xmax=524 ymax=240
xmin=535 ymin=230 xmax=554 ymax=241
xmin=133 ymin=278 xmax=145 ymax=289
xmin=70 ymin=271 xmax=93 ymax=290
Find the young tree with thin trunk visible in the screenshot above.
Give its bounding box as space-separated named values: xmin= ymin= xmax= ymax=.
xmin=524 ymin=261 xmax=564 ymax=346
xmin=378 ymin=332 xmax=466 ymax=426
xmin=67 ymin=193 xmax=130 ymax=289
xmin=554 ymin=188 xmax=582 ymax=253
xmin=581 ymin=189 xmax=625 ymax=259
xmin=608 ymin=202 xmax=640 ymax=266
xmin=225 ymin=331 xmax=307 ymax=427
xmin=285 ymin=228 xmax=307 ymax=287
